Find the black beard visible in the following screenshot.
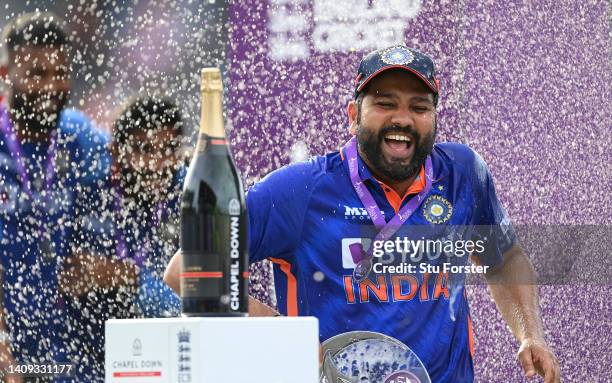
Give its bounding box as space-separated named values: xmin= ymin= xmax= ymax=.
xmin=11 ymin=90 xmax=69 ymax=137
xmin=356 ymin=122 xmax=436 ymax=182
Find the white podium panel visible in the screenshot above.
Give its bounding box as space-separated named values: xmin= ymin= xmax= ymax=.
xmin=105 ymin=317 xmax=319 ymax=383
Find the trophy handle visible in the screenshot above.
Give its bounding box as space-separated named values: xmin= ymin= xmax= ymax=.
xmin=318 ymin=331 xmax=432 ymax=383
xmin=320 ymin=350 xmax=353 ymax=383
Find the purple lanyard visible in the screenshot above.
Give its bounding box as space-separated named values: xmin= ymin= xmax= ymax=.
xmin=0 ymin=107 xmax=58 ymax=199
xmin=343 ymin=137 xmax=433 ymax=280
xmin=112 ymin=184 xmax=165 ymax=268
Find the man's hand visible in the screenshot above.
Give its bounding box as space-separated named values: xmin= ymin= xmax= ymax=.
xmin=517 ymin=338 xmax=560 ymax=383
xmin=0 ymin=341 xmax=23 ymax=383
xmin=248 ymin=297 xmax=280 ymax=317
xmin=163 ymin=249 xmax=181 ymax=294
xmin=165 ymin=250 xmax=283 ymax=318
xmin=487 ymin=245 xmax=561 ymax=382
xmin=58 ymin=253 xmax=138 ymax=297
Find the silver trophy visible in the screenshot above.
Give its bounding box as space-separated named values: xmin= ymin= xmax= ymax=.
xmin=320 ymin=331 xmax=431 ymax=383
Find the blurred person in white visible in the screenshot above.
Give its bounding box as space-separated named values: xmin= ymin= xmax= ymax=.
xmin=0 ymin=11 xmax=114 ymax=382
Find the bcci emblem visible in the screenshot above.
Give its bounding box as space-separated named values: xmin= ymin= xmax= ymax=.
xmin=381 ymin=46 xmax=414 ymax=65
xmin=422 ymin=195 xmax=453 ymax=224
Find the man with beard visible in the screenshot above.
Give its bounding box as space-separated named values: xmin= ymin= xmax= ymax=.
xmin=164 ymin=46 xmax=560 ymax=382
xmin=57 ymin=96 xmax=186 ymax=320
xmin=109 ymin=96 xmax=184 ymax=318
xmin=0 ymin=12 xmax=111 ymax=382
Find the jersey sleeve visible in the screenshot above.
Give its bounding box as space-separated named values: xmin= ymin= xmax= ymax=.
xmin=470 ymin=152 xmax=517 ymax=267
xmin=137 ymin=268 xmax=181 ymax=317
xmin=247 ymin=160 xmax=321 ymax=263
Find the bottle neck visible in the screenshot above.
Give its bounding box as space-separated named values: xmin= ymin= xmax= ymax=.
xmin=200 ymin=90 xmax=226 ymax=139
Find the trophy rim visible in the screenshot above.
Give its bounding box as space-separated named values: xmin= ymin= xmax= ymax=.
xmin=319 ymin=331 xmax=431 ymax=383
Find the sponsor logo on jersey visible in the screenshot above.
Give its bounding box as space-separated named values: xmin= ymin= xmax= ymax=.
xmin=344 ymin=205 xmax=384 ymax=220
xmin=341 ymin=238 xmax=372 ymax=268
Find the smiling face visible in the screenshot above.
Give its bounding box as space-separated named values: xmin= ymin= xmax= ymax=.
xmin=6 ymin=45 xmax=70 ymax=138
xmin=348 ymin=69 xmax=437 ymax=184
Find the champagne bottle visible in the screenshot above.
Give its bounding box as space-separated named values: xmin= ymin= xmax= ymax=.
xmin=180 ymin=68 xmax=248 ymax=316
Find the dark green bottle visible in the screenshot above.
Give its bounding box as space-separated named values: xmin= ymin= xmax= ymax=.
xmin=180 ymin=68 xmax=248 ymax=316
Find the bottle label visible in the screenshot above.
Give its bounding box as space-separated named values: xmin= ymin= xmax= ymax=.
xmin=228 ymin=198 xmax=241 ymax=311
xmin=180 ymin=261 xmax=224 ymax=298
xmin=196 ymin=133 xmax=228 ymax=154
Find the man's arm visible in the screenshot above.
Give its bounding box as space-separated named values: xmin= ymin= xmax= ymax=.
xmin=0 ymin=326 xmax=23 ymax=383
xmin=58 ymin=252 xmax=140 ymax=297
xmin=163 ymin=249 xmax=181 ymax=294
xmin=486 ymin=244 xmax=560 ymax=383
xmin=163 ymin=250 xmax=280 ymax=317
xmin=0 ymin=270 xmax=23 ymax=383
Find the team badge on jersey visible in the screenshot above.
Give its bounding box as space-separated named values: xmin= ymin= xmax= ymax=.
xmin=381 ymin=46 xmax=415 ymax=65
xmin=422 ymin=195 xmax=453 ymax=224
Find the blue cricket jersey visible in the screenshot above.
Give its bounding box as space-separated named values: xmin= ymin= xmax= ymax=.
xmin=0 ymin=107 xmax=111 ymax=382
xmin=113 ymin=168 xmax=185 ymax=318
xmin=246 ymin=141 xmax=516 ymax=383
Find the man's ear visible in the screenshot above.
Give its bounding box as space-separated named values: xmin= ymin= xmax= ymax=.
xmin=347 ymin=100 xmax=357 ymax=135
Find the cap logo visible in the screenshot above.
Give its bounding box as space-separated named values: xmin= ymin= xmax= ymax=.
xmin=381 ymin=46 xmax=414 ymax=65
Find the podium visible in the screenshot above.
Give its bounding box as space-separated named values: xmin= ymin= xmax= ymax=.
xmin=105 ymin=317 xmax=319 ymax=383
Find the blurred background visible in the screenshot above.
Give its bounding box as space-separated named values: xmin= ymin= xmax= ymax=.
xmin=1 ymin=0 xmax=228 ymax=135
xmin=1 ymin=0 xmax=610 ymax=381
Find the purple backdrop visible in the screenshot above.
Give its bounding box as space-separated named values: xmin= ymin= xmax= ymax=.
xmin=227 ymin=1 xmax=611 ymax=381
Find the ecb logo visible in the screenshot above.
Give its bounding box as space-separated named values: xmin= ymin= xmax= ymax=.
xmin=177 ymin=328 xmax=192 ymax=383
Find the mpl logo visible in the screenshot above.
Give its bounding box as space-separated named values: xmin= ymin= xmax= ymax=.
xmin=344 ymin=205 xmax=368 ymax=218
xmin=344 ymin=205 xmax=383 ymax=220
xmin=341 ymin=238 xmax=371 ymax=269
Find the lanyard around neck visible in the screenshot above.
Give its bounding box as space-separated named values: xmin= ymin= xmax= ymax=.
xmin=343 ymin=136 xmax=433 ymax=279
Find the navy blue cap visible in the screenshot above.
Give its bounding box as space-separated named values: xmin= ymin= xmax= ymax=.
xmin=354 ymin=45 xmax=439 ymax=99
